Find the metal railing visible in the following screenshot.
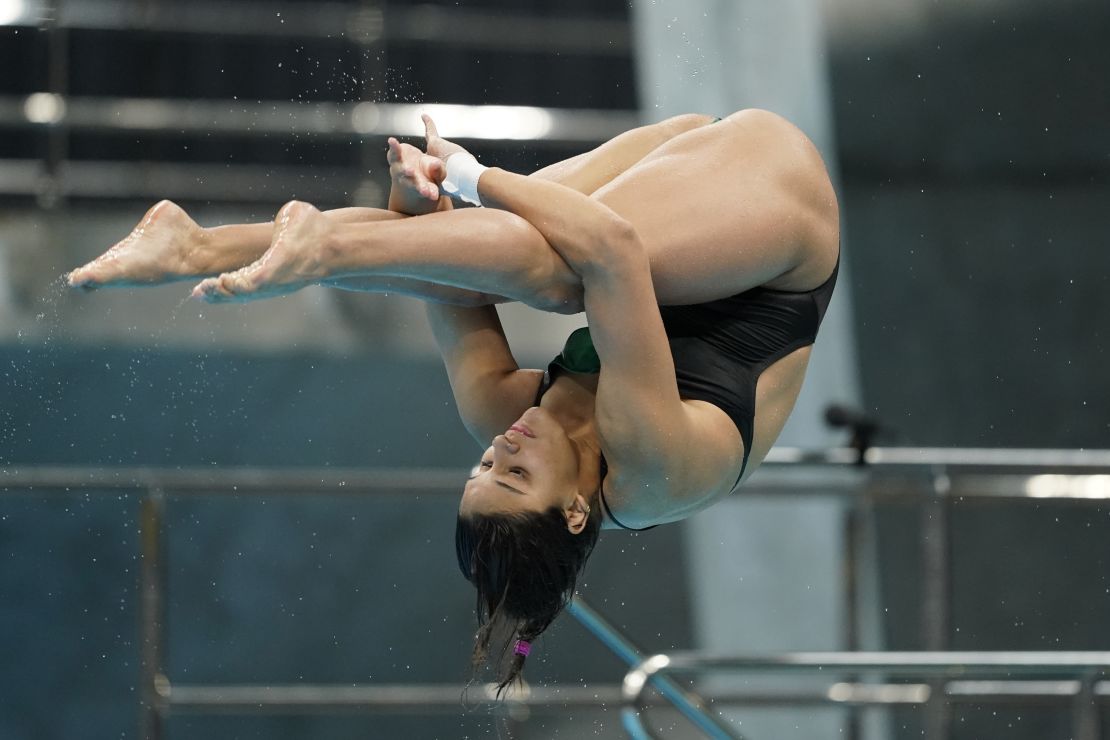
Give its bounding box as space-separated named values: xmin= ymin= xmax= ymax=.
xmin=621 ymin=652 xmax=1110 ymax=740
xmin=4 ymin=447 xmax=1110 ymax=739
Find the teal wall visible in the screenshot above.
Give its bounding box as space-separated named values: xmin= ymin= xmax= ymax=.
xmin=0 ymin=346 xmax=693 ymax=739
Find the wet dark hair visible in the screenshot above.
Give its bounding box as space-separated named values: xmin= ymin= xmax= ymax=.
xmin=455 ymin=502 xmax=602 ymax=696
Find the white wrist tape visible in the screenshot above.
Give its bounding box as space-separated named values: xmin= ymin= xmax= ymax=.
xmin=441 ymin=152 xmax=487 ymax=207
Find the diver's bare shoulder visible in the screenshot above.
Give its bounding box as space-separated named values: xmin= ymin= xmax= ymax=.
xmin=598 ymin=397 xmax=747 ymax=529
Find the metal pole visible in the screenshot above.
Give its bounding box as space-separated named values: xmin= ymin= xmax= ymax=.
xmin=657 ymin=651 xmax=1110 ymax=674
xmin=922 ymin=468 xmax=952 ymax=739
xmin=567 ymin=599 xmax=744 ymax=739
xmin=40 ymin=0 xmax=68 ymax=210
xmin=353 ymin=0 xmax=388 ymax=207
xmin=843 ymin=499 xmax=863 ymax=740
xmin=1075 ymin=672 xmax=1101 ymax=740
xmin=138 ymin=487 xmax=168 ymax=740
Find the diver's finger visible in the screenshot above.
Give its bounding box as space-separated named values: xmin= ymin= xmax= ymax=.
xmin=386 ymin=137 xmax=403 ymax=164
xmin=423 ymin=154 xmax=446 ymax=182
xmin=422 ymin=113 xmax=439 ymax=143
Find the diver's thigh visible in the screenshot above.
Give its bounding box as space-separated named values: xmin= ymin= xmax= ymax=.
xmin=594 ymin=111 xmax=834 ymax=303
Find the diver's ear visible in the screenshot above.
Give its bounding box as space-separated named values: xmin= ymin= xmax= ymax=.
xmin=565 ymin=493 xmax=591 ymax=535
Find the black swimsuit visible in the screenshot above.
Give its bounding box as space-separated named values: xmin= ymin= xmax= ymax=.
xmin=660 ymin=258 xmax=840 ymax=481
xmin=538 ymin=263 xmax=839 ymax=531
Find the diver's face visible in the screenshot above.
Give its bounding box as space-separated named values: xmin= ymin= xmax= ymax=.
xmin=460 ymin=406 xmax=580 ymax=516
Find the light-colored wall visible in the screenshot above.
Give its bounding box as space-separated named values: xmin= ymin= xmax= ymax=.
xmin=631 ymin=0 xmax=869 ymax=736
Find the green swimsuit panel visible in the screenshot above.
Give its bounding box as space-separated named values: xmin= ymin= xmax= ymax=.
xmin=548 ymin=326 xmax=601 ymax=375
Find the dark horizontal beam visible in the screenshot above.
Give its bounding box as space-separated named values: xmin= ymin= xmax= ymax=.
xmin=12 ymin=0 xmax=632 ymax=55
xmin=0 ymin=158 xmax=381 ymax=205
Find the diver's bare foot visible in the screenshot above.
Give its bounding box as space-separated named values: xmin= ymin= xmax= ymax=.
xmin=67 ymin=200 xmax=204 ymax=289
xmin=192 ymin=201 xmax=333 ymax=303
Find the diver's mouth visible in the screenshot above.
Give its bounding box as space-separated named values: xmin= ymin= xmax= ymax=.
xmin=509 ymin=424 xmax=535 ymax=438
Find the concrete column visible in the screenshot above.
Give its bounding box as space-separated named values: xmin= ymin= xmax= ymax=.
xmin=631 ymin=2 xmax=877 ymax=737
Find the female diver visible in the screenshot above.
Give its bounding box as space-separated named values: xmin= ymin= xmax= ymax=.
xmin=68 ymin=109 xmax=840 ymax=691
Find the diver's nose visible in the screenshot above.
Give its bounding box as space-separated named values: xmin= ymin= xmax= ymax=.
xmin=492 ymin=434 xmax=519 ymax=455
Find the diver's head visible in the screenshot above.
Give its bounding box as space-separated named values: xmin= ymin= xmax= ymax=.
xmin=456 ymin=406 xmax=603 ymax=694
xmin=460 ymin=405 xmax=592 ymax=519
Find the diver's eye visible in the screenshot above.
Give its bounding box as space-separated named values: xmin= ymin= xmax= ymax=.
xmin=509 ymin=467 xmax=525 ymax=478
xmin=480 ymin=460 xmax=493 ymax=469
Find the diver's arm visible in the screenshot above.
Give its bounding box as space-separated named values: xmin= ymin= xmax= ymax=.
xmin=475 ymin=167 xmax=639 ymax=282
xmin=425 ymin=302 xmax=543 ymax=447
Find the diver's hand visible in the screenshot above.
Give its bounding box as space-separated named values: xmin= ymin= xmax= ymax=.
xmin=421 ymin=114 xmax=469 ymax=163
xmin=386 ymin=136 xmax=446 ymax=216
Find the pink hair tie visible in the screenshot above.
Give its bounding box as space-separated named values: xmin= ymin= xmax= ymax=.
xmin=513 ymin=639 xmax=532 ymax=658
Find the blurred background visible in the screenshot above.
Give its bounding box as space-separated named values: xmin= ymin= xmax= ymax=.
xmin=0 ymin=0 xmax=1107 ymax=738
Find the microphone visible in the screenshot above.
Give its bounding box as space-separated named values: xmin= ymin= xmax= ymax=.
xmin=823 ymin=404 xmax=884 ymax=464
xmin=824 ymin=404 xmax=880 ymax=433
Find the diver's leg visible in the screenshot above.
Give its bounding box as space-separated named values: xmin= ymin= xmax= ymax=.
xmin=193 ymin=200 xmax=582 ymax=313
xmin=67 ymin=202 xmax=401 ymax=288
xmin=67 ymin=200 xmax=231 ymax=288
xmin=529 ymin=113 xmax=716 ymax=195
xmin=196 ymin=111 xmax=838 ymax=309
xmin=69 ymin=114 xmax=717 ymax=298
xmin=186 ymin=115 xmax=727 ymax=307
xmin=66 ymin=201 xmax=502 ymax=306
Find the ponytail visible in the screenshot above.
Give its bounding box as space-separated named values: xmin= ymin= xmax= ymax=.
xmin=456 ymin=504 xmax=602 ymax=695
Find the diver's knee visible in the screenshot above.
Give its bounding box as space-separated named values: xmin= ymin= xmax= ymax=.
xmin=658 ymin=113 xmax=718 ymax=137
xmin=532 ymin=281 xmax=584 ymax=315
